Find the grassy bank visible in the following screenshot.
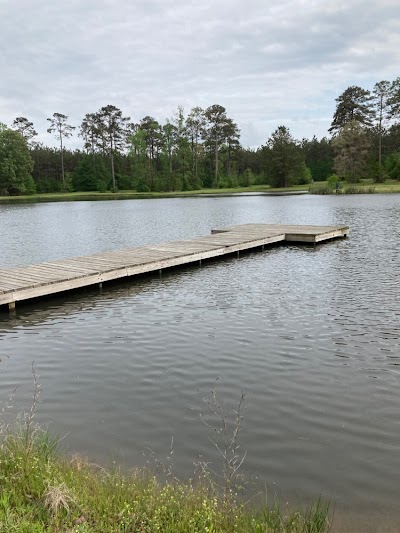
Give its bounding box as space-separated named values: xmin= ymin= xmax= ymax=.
xmin=309 ymin=179 xmax=400 ymax=195
xmin=0 ymin=186 xmax=274 ymax=204
xmin=0 ymin=428 xmax=330 ymax=532
xmin=2 ymin=179 xmax=398 ymax=204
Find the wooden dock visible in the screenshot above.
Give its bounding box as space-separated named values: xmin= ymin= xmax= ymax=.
xmin=0 ymin=224 xmax=349 ymax=311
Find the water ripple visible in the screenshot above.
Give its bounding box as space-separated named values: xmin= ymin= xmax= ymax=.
xmin=1 ymin=195 xmax=400 ymax=530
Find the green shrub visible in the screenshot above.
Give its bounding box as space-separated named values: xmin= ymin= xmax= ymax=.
xmin=308 ymin=184 xmax=334 ymax=195
xmin=326 ymin=174 xmax=340 ymax=188
xmin=136 ymin=178 xmax=151 ymax=193
xmin=239 ymin=168 xmax=254 ymax=187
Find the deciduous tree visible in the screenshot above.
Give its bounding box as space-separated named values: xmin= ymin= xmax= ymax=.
xmin=0 ymin=124 xmax=35 ymax=195
xmin=72 ymin=154 xmax=109 ymax=192
xmin=384 ymin=151 xmax=400 ymax=180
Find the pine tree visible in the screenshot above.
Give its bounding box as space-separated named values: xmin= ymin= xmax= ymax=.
xmin=47 ymin=113 xmax=75 ymax=191
xmin=329 ymin=86 xmax=374 ymax=133
xmin=333 ymin=121 xmax=371 ymax=182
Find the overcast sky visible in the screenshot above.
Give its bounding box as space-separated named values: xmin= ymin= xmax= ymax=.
xmin=1 ymin=0 xmax=399 ymax=148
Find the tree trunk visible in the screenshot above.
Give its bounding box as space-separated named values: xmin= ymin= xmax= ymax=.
xmin=150 ymin=140 xmax=154 ymax=191
xmin=378 ymin=124 xmax=382 ymax=169
xmin=215 ymin=134 xmax=218 ymax=186
xmin=283 ymin=153 xmax=288 ymax=188
xmin=182 ymin=148 xmax=185 ymax=186
xmin=195 ymin=133 xmax=199 ymax=182
xmin=227 ymin=143 xmax=231 ymax=177
xmin=91 ymin=132 xmax=96 ymax=181
xmin=191 ymin=135 xmax=195 ymax=179
xmin=378 ymin=95 xmax=383 ymax=178
xmin=110 ymin=137 xmax=116 ymax=191
xmin=168 ymin=147 xmax=172 ymax=191
xmin=60 ymin=133 xmax=65 ymax=192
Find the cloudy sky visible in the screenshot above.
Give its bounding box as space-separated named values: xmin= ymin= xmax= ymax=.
xmin=1 ymin=0 xmax=399 ymax=148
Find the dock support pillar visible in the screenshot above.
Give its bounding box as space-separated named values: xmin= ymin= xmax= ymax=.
xmin=237 ymin=251 xmax=240 ymax=258
xmin=159 ymin=269 xmax=162 ymax=277
xmin=8 ymin=301 xmax=16 ymax=315
xmin=199 ymin=259 xmax=202 ymax=266
xmin=261 ymin=245 xmax=265 ymax=251
xmin=99 ymin=282 xmax=103 ymax=289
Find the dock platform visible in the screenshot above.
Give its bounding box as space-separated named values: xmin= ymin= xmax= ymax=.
xmin=0 ymin=224 xmax=349 ymax=311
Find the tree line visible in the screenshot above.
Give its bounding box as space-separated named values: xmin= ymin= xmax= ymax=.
xmin=1 ymin=78 xmax=400 ymax=196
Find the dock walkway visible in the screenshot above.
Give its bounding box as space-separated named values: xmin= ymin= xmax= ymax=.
xmin=0 ymin=224 xmax=349 ymax=311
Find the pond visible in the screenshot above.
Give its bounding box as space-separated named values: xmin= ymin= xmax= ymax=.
xmin=1 ymin=194 xmax=399 ymax=531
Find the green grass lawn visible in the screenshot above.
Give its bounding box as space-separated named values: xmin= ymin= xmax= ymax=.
xmin=358 ymin=179 xmax=400 ymax=193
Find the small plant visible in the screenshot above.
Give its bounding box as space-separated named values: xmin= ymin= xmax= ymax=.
xmin=196 ymin=384 xmax=247 ymax=500
xmin=44 ymin=483 xmax=75 ymax=517
xmin=326 ymin=174 xmax=340 ymax=188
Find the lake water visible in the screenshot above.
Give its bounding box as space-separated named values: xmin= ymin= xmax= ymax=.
xmin=0 ymin=194 xmax=400 ymax=531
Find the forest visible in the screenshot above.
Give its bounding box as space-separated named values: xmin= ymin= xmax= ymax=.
xmin=1 ymin=79 xmax=400 ymax=196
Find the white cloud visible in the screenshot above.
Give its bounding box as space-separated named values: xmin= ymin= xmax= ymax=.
xmin=0 ymin=0 xmax=399 ymax=148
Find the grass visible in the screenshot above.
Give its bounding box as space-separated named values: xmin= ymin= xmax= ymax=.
xmin=0 ymin=371 xmax=329 ymax=533
xmin=0 ymin=429 xmax=330 ymax=533
xmin=309 ymin=179 xmax=400 ymax=195
xmin=0 ymin=367 xmax=331 ymax=532
xmin=1 ymin=178 xmax=400 ymax=203
xmin=2 ymin=179 xmax=400 ymax=204
xmin=0 ymin=184 xmax=309 ymax=204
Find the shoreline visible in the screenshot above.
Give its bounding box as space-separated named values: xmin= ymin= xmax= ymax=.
xmin=1 ymin=180 xmax=400 ymax=204
xmin=0 ymin=186 xmax=307 ymax=204
xmin=0 ymin=428 xmax=330 ymax=532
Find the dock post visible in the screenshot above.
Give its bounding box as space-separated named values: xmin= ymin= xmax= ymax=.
xmin=237 ymin=251 xmax=240 ymax=258
xmin=199 ymin=259 xmax=202 ymax=266
xmin=261 ymin=245 xmax=265 ymax=251
xmin=8 ymin=301 xmax=16 ymax=315
xmin=99 ymin=282 xmax=103 ymax=289
xmin=159 ymin=269 xmax=162 ymax=277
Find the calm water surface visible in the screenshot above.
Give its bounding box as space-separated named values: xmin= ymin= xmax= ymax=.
xmin=0 ymin=195 xmax=400 ymax=531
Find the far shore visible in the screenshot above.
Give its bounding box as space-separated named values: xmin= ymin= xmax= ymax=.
xmin=1 ymin=180 xmax=399 ymax=204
